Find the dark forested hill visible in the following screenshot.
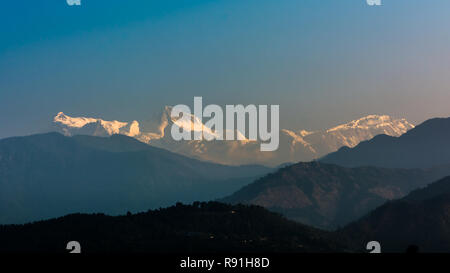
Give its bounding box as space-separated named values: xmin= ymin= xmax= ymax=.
xmin=0 ymin=202 xmax=349 ymax=253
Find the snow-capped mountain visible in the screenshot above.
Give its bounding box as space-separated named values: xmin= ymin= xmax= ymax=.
xmin=54 ymin=112 xmax=140 ymax=137
xmin=53 ymin=110 xmax=414 ymax=167
xmin=280 ymin=115 xmax=414 ymax=161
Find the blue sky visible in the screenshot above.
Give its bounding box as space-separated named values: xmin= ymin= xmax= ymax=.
xmin=1 ymin=0 xmax=450 ymax=138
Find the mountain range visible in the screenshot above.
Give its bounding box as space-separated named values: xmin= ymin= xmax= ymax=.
xmin=0 ymin=133 xmax=270 ymax=224
xmin=53 ymin=110 xmax=414 ymax=167
xmin=4 ymin=112 xmax=450 ymax=252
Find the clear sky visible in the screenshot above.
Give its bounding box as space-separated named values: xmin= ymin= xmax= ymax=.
xmin=1 ymin=0 xmax=450 ymax=139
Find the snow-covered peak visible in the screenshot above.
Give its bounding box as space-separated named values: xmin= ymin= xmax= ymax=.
xmin=53 ymin=112 xmax=140 ymax=137
xmin=52 ymin=111 xmax=415 ymax=167
xmin=299 ymin=130 xmax=315 ymax=137
xmin=54 ymin=108 xmax=247 ymax=141
xmin=54 ymin=112 xmax=98 ymax=128
xmin=326 ymin=115 xmax=414 ymax=133
xmin=160 ymin=106 xmax=247 ymax=140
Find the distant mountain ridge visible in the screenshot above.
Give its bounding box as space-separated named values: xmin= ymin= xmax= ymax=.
xmin=53 ymin=110 xmax=414 ymax=167
xmin=221 ymin=161 xmax=450 ymax=229
xmin=321 ymin=117 xmax=450 ymax=169
xmin=0 ymin=133 xmax=271 ymax=224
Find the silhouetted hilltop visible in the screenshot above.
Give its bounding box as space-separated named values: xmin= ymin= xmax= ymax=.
xmin=0 ymin=202 xmax=349 ymax=253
